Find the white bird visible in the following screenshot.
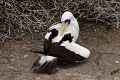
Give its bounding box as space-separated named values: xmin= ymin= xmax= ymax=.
xmin=31 ymin=11 xmax=90 ymax=73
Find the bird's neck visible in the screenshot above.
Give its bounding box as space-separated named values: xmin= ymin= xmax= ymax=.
xmin=59 ymin=23 xmax=69 ymax=36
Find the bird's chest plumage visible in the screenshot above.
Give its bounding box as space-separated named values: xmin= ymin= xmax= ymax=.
xmin=52 ymin=25 xmax=79 ymax=43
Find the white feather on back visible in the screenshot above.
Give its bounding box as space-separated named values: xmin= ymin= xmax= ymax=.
xmin=61 ymin=41 xmax=90 ymax=58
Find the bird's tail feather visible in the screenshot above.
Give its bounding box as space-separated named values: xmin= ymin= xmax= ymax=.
xmin=30 ymin=50 xmax=43 ymax=54
xmin=32 ymin=55 xmax=57 ymax=73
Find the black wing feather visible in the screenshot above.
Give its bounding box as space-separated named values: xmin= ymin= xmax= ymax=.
xmin=47 ymin=43 xmax=86 ymax=63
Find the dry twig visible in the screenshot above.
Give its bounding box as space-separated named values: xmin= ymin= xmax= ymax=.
xmin=0 ymin=0 xmax=120 ymax=43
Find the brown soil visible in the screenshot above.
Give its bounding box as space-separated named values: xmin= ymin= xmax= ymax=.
xmin=0 ymin=23 xmax=120 ymax=80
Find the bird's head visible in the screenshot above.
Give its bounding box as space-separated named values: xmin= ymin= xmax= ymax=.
xmin=61 ymin=11 xmax=76 ymax=24
xmin=59 ymin=11 xmax=79 ymax=37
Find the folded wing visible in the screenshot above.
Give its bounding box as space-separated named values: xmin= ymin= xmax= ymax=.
xmin=44 ymin=41 xmax=90 ymax=63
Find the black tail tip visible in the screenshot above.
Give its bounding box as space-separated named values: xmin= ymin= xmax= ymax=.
xmin=32 ymin=67 xmax=58 ymax=74
xmin=31 ymin=58 xmax=58 ymax=74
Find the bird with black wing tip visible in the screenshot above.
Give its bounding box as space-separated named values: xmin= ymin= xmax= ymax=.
xmin=31 ymin=11 xmax=90 ymax=73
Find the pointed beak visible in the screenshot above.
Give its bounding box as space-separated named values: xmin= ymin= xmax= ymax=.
xmin=62 ymin=19 xmax=70 ymax=28
xmin=60 ymin=19 xmax=70 ymax=36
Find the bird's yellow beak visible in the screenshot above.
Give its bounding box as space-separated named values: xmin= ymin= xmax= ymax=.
xmin=59 ymin=20 xmax=70 ymax=36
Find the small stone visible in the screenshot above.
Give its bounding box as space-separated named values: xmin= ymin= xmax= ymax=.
xmin=24 ymin=54 xmax=28 ymax=57
xmin=115 ymin=61 xmax=120 ymax=63
xmin=94 ymin=38 xmax=96 ymax=40
xmin=10 ymin=59 xmax=15 ymax=61
xmin=36 ymin=77 xmax=40 ymax=80
xmin=10 ymin=55 xmax=13 ymax=57
xmin=66 ymin=73 xmax=71 ymax=76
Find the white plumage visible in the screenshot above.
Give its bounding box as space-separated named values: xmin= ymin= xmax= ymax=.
xmin=61 ymin=41 xmax=90 ymax=58
xmin=32 ymin=11 xmax=90 ymax=73
xmin=38 ymin=11 xmax=80 ymax=69
xmin=52 ymin=11 xmax=79 ymax=43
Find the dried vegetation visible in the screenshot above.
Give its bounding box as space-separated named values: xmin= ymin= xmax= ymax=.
xmin=0 ymin=0 xmax=120 ymax=43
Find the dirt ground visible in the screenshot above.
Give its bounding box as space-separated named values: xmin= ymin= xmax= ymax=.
xmin=0 ymin=23 xmax=120 ymax=80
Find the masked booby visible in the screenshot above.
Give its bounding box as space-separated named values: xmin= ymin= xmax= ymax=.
xmin=31 ymin=11 xmax=90 ymax=73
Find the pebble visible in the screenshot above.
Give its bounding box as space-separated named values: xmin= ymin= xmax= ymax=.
xmin=24 ymin=54 xmax=28 ymax=57
xmin=115 ymin=61 xmax=120 ymax=63
xmin=36 ymin=77 xmax=40 ymax=80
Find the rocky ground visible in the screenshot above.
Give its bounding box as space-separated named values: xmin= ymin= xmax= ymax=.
xmin=0 ymin=23 xmax=120 ymax=80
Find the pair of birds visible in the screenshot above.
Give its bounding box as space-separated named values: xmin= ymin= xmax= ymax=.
xmin=31 ymin=11 xmax=90 ymax=73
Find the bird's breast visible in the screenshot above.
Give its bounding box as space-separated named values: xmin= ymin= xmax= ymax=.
xmin=52 ymin=35 xmax=63 ymax=43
